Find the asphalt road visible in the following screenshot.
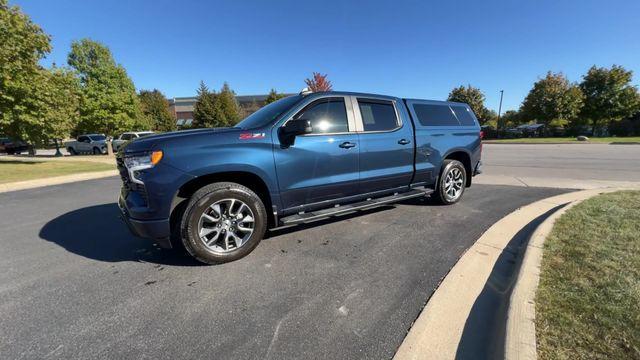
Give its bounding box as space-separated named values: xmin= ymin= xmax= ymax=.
xmin=0 ymin=178 xmax=567 ymax=360
xmin=482 ymin=143 xmax=640 ymax=182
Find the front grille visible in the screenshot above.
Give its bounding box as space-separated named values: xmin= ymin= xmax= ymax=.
xmin=116 ymin=155 xmax=148 ymax=206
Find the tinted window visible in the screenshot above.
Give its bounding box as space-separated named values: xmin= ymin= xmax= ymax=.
xmin=121 ymin=134 xmax=132 ymax=140
xmin=236 ymin=95 xmax=302 ymax=130
xmin=295 ymin=98 xmax=349 ymax=134
xmin=358 ymin=99 xmax=398 ymax=131
xmin=78 ymin=136 xmax=88 ymax=142
xmin=89 ymin=135 xmax=106 ymax=141
xmin=452 ymin=106 xmax=477 ymax=126
xmin=413 ymin=104 xmax=460 ymax=126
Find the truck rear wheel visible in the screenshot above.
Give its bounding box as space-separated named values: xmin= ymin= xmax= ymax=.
xmin=180 ymin=182 xmax=267 ymax=264
xmin=434 ymin=159 xmax=467 ymax=205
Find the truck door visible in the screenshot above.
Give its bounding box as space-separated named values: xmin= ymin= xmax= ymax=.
xmin=353 ymin=97 xmax=414 ymax=194
xmin=77 ymin=136 xmax=89 ymax=152
xmin=273 ymin=96 xmax=360 ymax=212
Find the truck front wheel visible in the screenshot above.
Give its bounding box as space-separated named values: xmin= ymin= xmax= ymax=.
xmin=434 ymin=159 xmax=467 ymax=205
xmin=180 ymin=182 xmax=267 ymax=264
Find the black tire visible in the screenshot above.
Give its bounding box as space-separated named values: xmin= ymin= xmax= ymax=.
xmin=67 ymin=147 xmax=77 ymax=155
xmin=179 ymin=182 xmax=267 ymax=264
xmin=92 ymin=147 xmax=101 ymax=155
xmin=433 ymin=159 xmax=467 ymax=205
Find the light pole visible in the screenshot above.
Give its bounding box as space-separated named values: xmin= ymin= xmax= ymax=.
xmin=497 ymin=90 xmax=504 ymax=133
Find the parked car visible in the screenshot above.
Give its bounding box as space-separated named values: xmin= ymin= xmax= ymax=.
xmin=117 ymin=91 xmax=482 ymax=264
xmin=112 ymin=131 xmax=154 ymax=152
xmin=65 ymin=134 xmax=108 ymax=155
xmin=0 ymin=137 xmax=30 ymax=154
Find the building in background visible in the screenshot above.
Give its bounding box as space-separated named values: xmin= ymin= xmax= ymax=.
xmin=169 ymin=94 xmax=276 ymax=128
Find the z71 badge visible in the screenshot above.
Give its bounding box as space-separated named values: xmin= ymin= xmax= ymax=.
xmin=239 ymin=132 xmax=266 ymax=140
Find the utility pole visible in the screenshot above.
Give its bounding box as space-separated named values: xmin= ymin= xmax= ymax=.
xmin=497 ymin=90 xmax=504 ymax=131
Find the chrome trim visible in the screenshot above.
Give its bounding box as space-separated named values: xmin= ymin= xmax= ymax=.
xmin=281 ymin=95 xmax=358 ymax=136
xmin=351 ymin=96 xmax=403 ymax=133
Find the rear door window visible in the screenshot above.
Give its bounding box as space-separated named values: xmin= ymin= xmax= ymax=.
xmin=357 ymin=99 xmax=399 ymax=131
xmin=295 ymin=98 xmax=349 ymax=134
xmin=451 ymin=106 xmax=477 ymax=126
xmin=121 ymin=134 xmax=132 ymax=141
xmin=413 ymin=104 xmax=460 ymax=127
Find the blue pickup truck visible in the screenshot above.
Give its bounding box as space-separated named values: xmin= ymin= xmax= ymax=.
xmin=118 ymin=90 xmax=482 ymax=264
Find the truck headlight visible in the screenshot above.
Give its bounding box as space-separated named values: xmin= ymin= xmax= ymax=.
xmin=124 ymin=150 xmax=163 ymax=184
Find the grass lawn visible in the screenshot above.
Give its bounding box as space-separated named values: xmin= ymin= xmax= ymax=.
xmin=485 ymin=137 xmax=640 ymax=144
xmin=0 ymin=160 xmax=115 ymax=184
xmin=536 ymin=191 xmax=640 ymax=359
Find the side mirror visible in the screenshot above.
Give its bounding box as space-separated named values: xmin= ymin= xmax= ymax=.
xmin=279 ymin=118 xmax=312 ymax=146
xmin=283 ymin=118 xmax=312 ymax=135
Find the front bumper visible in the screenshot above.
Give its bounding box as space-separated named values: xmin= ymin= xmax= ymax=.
xmin=118 ymin=194 xmax=172 ymax=249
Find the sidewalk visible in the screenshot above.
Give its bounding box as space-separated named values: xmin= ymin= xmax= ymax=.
xmin=0 ymin=170 xmax=118 ymax=193
xmin=0 ymin=153 xmax=116 ymax=165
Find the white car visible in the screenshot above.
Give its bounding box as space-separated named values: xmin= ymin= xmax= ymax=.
xmin=112 ymin=131 xmax=154 ymax=151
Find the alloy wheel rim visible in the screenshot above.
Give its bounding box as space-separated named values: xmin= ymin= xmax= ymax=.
xmin=198 ymin=198 xmax=255 ymax=253
xmin=444 ymin=167 xmax=464 ymax=201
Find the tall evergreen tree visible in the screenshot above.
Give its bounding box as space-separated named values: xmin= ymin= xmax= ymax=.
xmin=139 ymin=89 xmax=176 ymax=132
xmin=580 ymin=65 xmax=640 ymax=135
xmin=67 ymin=39 xmax=150 ymax=135
xmin=265 ymin=88 xmax=286 ymax=104
xmin=214 ymin=82 xmax=241 ymax=126
xmin=193 ymin=81 xmax=217 ymax=128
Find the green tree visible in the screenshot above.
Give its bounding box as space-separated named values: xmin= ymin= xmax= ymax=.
xmin=499 ymin=110 xmax=521 ymax=129
xmin=0 ymin=0 xmax=51 ymax=141
xmin=139 ymin=89 xmax=176 ymax=132
xmin=520 ymin=72 xmax=583 ymax=127
xmin=213 ymin=82 xmax=241 ymax=126
xmin=447 ymin=85 xmax=491 ymax=124
xmin=67 ymin=39 xmax=150 ymax=136
xmin=192 ymin=81 xmax=217 ymax=128
xmin=579 ymin=65 xmax=640 ymax=135
xmin=265 ymin=88 xmax=286 ymax=104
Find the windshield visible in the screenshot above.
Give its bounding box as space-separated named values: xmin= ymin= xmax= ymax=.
xmin=236 ymin=95 xmax=302 ymax=130
xmin=89 ymin=135 xmax=106 ymax=141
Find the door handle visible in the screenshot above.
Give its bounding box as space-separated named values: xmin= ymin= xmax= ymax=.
xmin=398 ymin=139 xmax=411 ymax=145
xmin=339 ymin=141 xmax=357 ymax=149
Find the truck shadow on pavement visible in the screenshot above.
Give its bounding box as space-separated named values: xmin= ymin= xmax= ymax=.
xmin=39 ymin=203 xmax=203 ymax=266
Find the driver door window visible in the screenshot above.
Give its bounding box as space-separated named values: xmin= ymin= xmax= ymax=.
xmin=295 ymin=98 xmax=349 ymax=134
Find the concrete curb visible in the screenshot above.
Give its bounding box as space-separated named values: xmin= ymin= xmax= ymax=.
xmin=0 ymin=170 xmax=118 ymax=193
xmin=503 ymin=199 xmax=583 ymax=360
xmin=393 ymin=188 xmax=631 ymax=360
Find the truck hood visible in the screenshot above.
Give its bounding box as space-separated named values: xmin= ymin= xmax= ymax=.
xmin=122 ymin=127 xmax=240 ymax=154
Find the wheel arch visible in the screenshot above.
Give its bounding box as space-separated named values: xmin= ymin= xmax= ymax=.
xmin=170 ymin=171 xmax=276 ymax=230
xmin=443 ymin=149 xmax=473 ymax=187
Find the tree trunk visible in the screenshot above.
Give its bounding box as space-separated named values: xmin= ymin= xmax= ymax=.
xmin=54 ymin=139 xmax=63 ymax=157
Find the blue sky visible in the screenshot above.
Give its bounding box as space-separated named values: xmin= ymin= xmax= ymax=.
xmin=14 ymin=0 xmax=640 ymax=112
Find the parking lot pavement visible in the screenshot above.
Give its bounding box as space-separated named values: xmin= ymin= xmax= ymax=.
xmin=0 ymin=177 xmax=568 ymax=359
xmin=479 ymin=143 xmax=640 ymax=189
